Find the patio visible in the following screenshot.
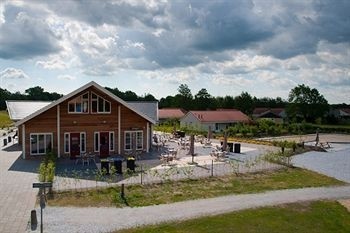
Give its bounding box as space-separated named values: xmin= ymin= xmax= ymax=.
xmin=52 ymin=134 xmax=280 ymax=192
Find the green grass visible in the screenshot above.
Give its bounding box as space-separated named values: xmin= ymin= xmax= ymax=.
xmin=115 ymin=201 xmax=350 ymax=233
xmin=48 ymin=168 xmax=345 ymax=208
xmin=0 ymin=111 xmax=12 ymax=129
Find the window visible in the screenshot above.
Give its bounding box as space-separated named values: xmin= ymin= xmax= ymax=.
xmin=64 ymin=133 xmax=70 ymax=153
xmin=80 ymin=132 xmax=86 ymax=153
xmin=124 ymin=131 xmax=143 ymax=151
xmin=94 ymin=132 xmax=99 ymax=152
xmin=136 ymin=131 xmax=143 ymax=150
xmin=91 ymin=92 xmax=111 ymax=113
xmin=68 ymin=92 xmax=89 ymax=113
xmin=125 ymin=132 xmax=132 ymax=150
xmin=109 ymin=132 xmax=114 ymax=151
xmin=30 ymin=133 xmax=52 ymax=155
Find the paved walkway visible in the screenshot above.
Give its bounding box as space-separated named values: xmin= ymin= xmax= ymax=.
xmin=29 ymin=185 xmax=350 ymax=233
xmin=0 ymin=143 xmax=40 ymax=233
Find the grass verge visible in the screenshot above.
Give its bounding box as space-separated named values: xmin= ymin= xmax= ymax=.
xmin=48 ymin=168 xmax=345 ymax=208
xmin=0 ymin=111 xmax=12 ymax=129
xmin=114 ymin=201 xmax=350 ymax=233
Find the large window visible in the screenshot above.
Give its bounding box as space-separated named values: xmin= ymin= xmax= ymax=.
xmin=68 ymin=92 xmax=89 ymax=113
xmin=91 ymin=92 xmax=111 ymax=113
xmin=30 ymin=133 xmax=53 ymax=155
xmin=125 ymin=132 xmax=132 ymax=150
xmin=64 ymin=133 xmax=70 ymax=153
xmin=80 ymin=132 xmax=86 ymax=153
xmin=109 ymin=132 xmax=114 ymax=151
xmin=94 ymin=132 xmax=99 ymax=152
xmin=124 ymin=131 xmax=143 ymax=151
xmin=136 ymin=131 xmax=143 ymax=150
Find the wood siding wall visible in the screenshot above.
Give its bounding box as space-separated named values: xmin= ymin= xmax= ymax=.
xmin=20 ymin=86 xmax=150 ymax=158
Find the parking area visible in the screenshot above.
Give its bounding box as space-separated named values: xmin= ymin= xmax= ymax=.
xmin=0 ymin=143 xmax=40 ymax=233
xmin=292 ymin=143 xmax=350 ymax=183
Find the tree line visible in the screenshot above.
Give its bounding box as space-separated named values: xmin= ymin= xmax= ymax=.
xmin=1 ymin=84 xmax=348 ymax=123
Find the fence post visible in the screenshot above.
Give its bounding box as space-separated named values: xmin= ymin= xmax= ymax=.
xmin=140 ymin=165 xmax=143 ymax=185
xmin=211 ymin=160 xmax=214 ymax=177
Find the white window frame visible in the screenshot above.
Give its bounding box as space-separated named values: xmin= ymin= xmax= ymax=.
xmin=124 ymin=131 xmax=132 ymax=151
xmin=80 ymin=132 xmax=86 ymax=153
xmin=30 ymin=133 xmax=53 ymax=155
xmin=136 ymin=131 xmax=143 ymax=150
xmin=94 ymin=132 xmax=100 ymax=152
xmin=64 ymin=133 xmax=70 ymax=153
xmin=124 ymin=131 xmax=143 ymax=151
xmin=68 ymin=92 xmax=89 ymax=114
xmin=109 ymin=131 xmax=114 ymax=152
xmin=91 ymin=92 xmax=111 ymax=114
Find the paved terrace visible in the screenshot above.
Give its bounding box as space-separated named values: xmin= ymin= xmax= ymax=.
xmin=52 ymin=138 xmax=281 ymax=192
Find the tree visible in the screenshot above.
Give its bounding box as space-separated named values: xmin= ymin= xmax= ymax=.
xmin=25 ymin=86 xmax=45 ymax=100
xmin=174 ymin=84 xmax=193 ymax=110
xmin=234 ymin=92 xmax=255 ymax=115
xmin=194 ymin=88 xmax=212 ymax=110
xmin=287 ymin=84 xmax=329 ymax=122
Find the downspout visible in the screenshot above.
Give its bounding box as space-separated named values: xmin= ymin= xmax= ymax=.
xmin=118 ymin=105 xmax=121 ymax=154
xmin=22 ymin=124 xmax=25 ymax=159
xmin=57 ymin=105 xmax=60 ymax=158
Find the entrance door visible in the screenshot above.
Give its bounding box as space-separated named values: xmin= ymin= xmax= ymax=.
xmin=99 ymin=132 xmax=109 ymax=158
xmin=70 ymin=133 xmax=80 ymax=159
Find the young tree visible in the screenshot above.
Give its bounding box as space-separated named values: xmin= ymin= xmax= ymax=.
xmin=287 ymin=84 xmax=329 ymax=122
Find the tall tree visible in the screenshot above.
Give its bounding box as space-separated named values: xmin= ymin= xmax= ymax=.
xmin=234 ymin=92 xmax=255 ymax=115
xmin=287 ymin=84 xmax=329 ymax=122
xmin=175 ymin=84 xmax=193 ymax=110
xmin=194 ymin=88 xmax=213 ymax=110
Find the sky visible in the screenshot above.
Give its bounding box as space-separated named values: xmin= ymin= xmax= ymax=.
xmin=0 ymin=0 xmax=349 ymax=104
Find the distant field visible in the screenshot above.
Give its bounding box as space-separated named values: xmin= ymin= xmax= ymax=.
xmin=0 ymin=111 xmax=13 ymax=129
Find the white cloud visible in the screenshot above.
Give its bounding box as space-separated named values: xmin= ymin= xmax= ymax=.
xmin=0 ymin=67 xmax=29 ymax=80
xmin=57 ymin=74 xmax=76 ymax=80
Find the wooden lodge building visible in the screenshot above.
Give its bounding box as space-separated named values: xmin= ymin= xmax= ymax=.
xmin=7 ymin=81 xmax=158 ymax=159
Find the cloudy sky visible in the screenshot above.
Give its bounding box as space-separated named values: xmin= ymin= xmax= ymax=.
xmin=0 ymin=0 xmax=349 ymax=103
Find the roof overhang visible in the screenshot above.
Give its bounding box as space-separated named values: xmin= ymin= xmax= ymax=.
xmin=15 ymin=81 xmax=156 ymax=127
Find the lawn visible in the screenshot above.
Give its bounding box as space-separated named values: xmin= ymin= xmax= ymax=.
xmin=0 ymin=110 xmax=12 ymax=129
xmin=48 ymin=168 xmax=345 ymax=208
xmin=115 ymin=201 xmax=350 ymax=233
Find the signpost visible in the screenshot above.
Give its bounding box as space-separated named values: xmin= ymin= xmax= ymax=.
xmin=33 ymin=182 xmax=52 ymax=233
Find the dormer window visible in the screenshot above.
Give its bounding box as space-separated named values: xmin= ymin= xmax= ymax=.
xmin=68 ymin=92 xmax=89 ymax=113
xmin=91 ymin=92 xmax=111 ymax=113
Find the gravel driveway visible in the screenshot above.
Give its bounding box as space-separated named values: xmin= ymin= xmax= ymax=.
xmin=292 ymin=144 xmax=350 ymax=183
xmin=28 ymin=185 xmax=350 ymax=233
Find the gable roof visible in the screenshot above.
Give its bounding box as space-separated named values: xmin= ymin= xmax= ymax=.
xmin=340 ymin=108 xmax=350 ymax=115
xmin=14 ymin=81 xmax=156 ymax=127
xmin=253 ymin=108 xmax=285 ymax=117
xmin=127 ymin=101 xmax=158 ymax=122
xmin=158 ymin=108 xmax=186 ymax=119
xmin=6 ymin=101 xmax=51 ymax=121
xmin=186 ymin=110 xmax=250 ymax=123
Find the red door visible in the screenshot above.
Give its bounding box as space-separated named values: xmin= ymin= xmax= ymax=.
xmin=99 ymin=132 xmax=109 ymax=158
xmin=70 ymin=133 xmax=80 ymax=159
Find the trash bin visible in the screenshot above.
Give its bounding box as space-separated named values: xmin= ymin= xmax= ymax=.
xmin=228 ymin=142 xmax=234 ymax=152
xmin=127 ymin=158 xmax=135 ymax=172
xmin=100 ymin=160 xmax=110 ymax=175
xmin=3 ymin=138 xmax=7 ymax=147
xmin=114 ymin=159 xmax=123 ymax=174
xmin=234 ymin=143 xmax=241 ymax=153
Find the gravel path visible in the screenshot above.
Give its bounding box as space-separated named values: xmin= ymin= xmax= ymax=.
xmin=29 ymin=185 xmax=350 ymax=233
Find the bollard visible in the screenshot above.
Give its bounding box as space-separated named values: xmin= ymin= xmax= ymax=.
xmin=120 ymin=184 xmax=125 ymax=199
xmin=31 ymin=210 xmax=37 ymax=225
